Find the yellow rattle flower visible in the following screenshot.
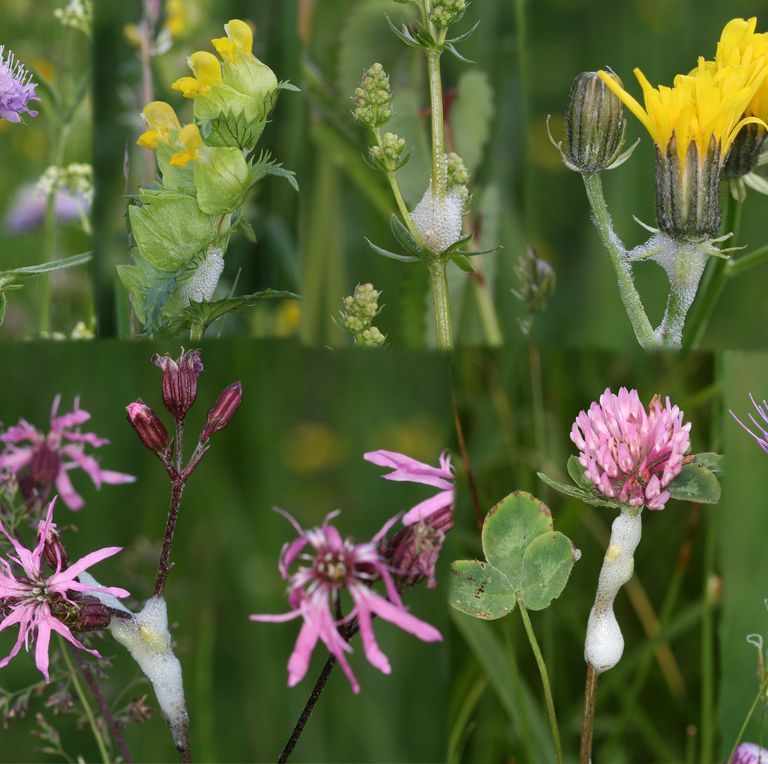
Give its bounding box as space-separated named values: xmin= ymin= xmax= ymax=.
xmin=172 ymin=51 xmax=223 ymax=99
xmin=170 ymin=123 xmax=203 ymax=166
xmin=137 ymin=101 xmax=182 ymax=148
xmin=211 ymin=19 xmax=253 ymax=63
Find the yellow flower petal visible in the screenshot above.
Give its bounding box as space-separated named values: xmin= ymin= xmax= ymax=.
xmin=137 ymin=129 xmax=161 ymax=149
xmin=170 ymin=123 xmax=202 ymax=166
xmin=171 ymin=76 xmax=202 ymax=99
xmin=142 ymin=101 xmax=181 ymax=132
xmin=189 ymin=51 xmax=222 ymax=88
xmin=211 ymin=37 xmax=237 ymax=64
xmin=225 ymin=19 xmax=253 ymax=55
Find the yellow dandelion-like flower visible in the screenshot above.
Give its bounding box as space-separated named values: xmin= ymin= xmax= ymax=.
xmin=171 ymin=51 xmax=222 ymax=99
xmin=169 ymin=123 xmax=202 ymax=166
xmin=211 ymin=19 xmax=253 ymax=64
xmin=598 ymin=59 xmax=767 ymax=169
xmin=137 ymin=101 xmax=181 ymax=148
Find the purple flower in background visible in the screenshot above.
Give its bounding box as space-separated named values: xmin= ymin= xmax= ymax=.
xmin=0 ymin=46 xmax=39 ymax=123
xmin=250 ymin=510 xmax=442 ymax=693
xmin=570 ymin=387 xmax=691 ymax=510
xmin=5 ymin=184 xmax=89 ymax=233
xmin=0 ymin=499 xmax=129 ymax=681
xmin=0 ymin=395 xmax=135 ymax=510
xmin=730 ymin=394 xmax=768 ymax=454
xmin=733 ymin=743 xmax=768 ymax=764
xmin=364 ymin=449 xmax=454 ymax=525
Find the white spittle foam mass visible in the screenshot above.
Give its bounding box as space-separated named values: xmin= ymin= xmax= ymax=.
xmin=79 ymin=573 xmax=189 ymax=751
xmin=176 ymin=247 xmax=225 ymax=306
xmin=584 ymin=509 xmax=643 ymax=673
xmin=410 ymin=184 xmax=465 ymax=254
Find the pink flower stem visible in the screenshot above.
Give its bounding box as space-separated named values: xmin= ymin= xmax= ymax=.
xmin=580 ymin=662 xmax=599 ymax=764
xmin=153 ymin=418 xmax=207 ymax=597
xmin=70 ymin=645 xmax=134 ymax=764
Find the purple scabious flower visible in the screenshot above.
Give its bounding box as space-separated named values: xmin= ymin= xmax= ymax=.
xmin=5 ymin=184 xmax=89 ymax=233
xmin=733 ymin=743 xmax=768 ymax=764
xmin=570 ymin=387 xmax=691 ymax=510
xmin=250 ymin=510 xmax=442 ymax=693
xmin=0 ymin=395 xmax=135 ymax=511
xmin=0 ymin=46 xmax=40 ymax=123
xmin=364 ymin=449 xmax=454 ymax=525
xmin=0 ymin=499 xmax=128 ymax=681
xmin=730 ymin=394 xmax=768 ymax=453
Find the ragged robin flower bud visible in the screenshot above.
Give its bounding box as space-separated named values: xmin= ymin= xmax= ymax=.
xmin=38 ymin=517 xmax=68 ymax=570
xmin=126 ymin=399 xmax=169 ymax=454
xmin=353 ymin=63 xmax=392 ymax=129
xmin=73 ymin=600 xmax=112 ymax=632
xmin=200 ymin=382 xmax=243 ymax=442
xmin=429 ymin=0 xmax=467 ymax=27
xmin=566 ymin=71 xmax=626 ymax=173
xmin=723 ymin=123 xmax=768 ymax=179
xmin=153 ymin=349 xmax=204 ymax=420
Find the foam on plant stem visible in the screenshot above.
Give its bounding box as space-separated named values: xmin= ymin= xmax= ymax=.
xmin=410 ymin=183 xmax=465 ymax=254
xmin=79 ymin=573 xmax=189 ymax=752
xmin=584 ymin=508 xmax=643 ymax=673
xmin=177 ymin=247 xmax=225 ymax=306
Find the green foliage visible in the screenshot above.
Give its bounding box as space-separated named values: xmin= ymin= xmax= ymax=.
xmin=452 ymin=69 xmax=494 ymax=175
xmin=450 ymin=491 xmax=577 ymax=618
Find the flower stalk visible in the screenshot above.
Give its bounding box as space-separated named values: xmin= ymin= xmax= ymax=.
xmin=427 ymin=258 xmax=453 ymax=349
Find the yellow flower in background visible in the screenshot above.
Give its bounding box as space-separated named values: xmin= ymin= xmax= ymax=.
xmin=169 ymin=123 xmax=202 ymax=166
xmin=172 ymin=51 xmax=222 ymax=98
xmin=164 ymin=0 xmax=186 ymax=39
xmin=598 ymin=60 xmax=767 ymax=169
xmin=211 ymin=19 xmax=253 ymax=63
xmin=700 ymin=17 xmax=768 ymax=122
xmin=137 ymin=101 xmax=181 ymax=148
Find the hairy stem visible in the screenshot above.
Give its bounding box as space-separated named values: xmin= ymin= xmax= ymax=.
xmin=60 ymin=640 xmax=110 ymax=764
xmin=154 ymin=477 xmax=185 ymax=596
xmin=684 ymin=192 xmax=742 ymax=349
xmin=580 ymin=663 xmax=599 ymax=764
xmin=427 ymin=258 xmax=453 ymax=349
xmin=581 ymin=173 xmax=658 ymax=350
xmin=519 ymin=602 xmax=563 ymax=764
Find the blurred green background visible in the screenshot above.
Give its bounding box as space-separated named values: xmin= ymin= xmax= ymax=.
xmin=0 ymin=0 xmax=93 ymax=337
xmin=0 ymin=341 xmax=453 ymax=763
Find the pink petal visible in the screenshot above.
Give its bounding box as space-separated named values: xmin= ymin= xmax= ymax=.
xmin=0 ymin=610 xmax=29 ymax=670
xmin=363 ymin=589 xmax=442 ymax=643
xmin=249 ymin=609 xmax=303 ymax=623
xmin=34 ymin=617 xmax=52 ymax=682
xmin=52 ymin=546 xmax=123 ymax=582
xmin=286 ymin=618 xmax=320 ymax=687
xmin=97 ymin=470 xmax=136 ymax=485
xmin=47 ymin=617 xmax=100 ymax=660
xmin=353 ymin=596 xmax=391 ymax=675
xmin=0 ymin=448 xmax=33 ymax=473
xmin=364 ymin=450 xmax=453 ymax=489
xmin=402 ymin=489 xmax=454 ymax=526
xmin=55 ymin=468 xmax=84 ymax=511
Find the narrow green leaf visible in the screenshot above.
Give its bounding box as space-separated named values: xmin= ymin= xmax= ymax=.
xmin=390 ymin=214 xmax=423 ymax=257
xmin=365 ymin=237 xmax=420 ymax=262
xmin=450 ymin=253 xmax=475 ymax=273
xmin=3 ymin=252 xmax=92 ymax=278
xmin=449 ymin=560 xmax=516 ymax=620
xmin=0 ymin=292 xmax=6 ymax=326
xmin=567 ymin=455 xmax=594 ymax=491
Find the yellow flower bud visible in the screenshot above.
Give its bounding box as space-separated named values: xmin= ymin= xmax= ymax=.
xmin=170 ymin=123 xmax=203 ymax=166
xmin=137 ymin=101 xmax=181 ymax=148
xmin=211 ymin=19 xmax=253 ymax=63
xmin=172 ymin=51 xmax=223 ymax=98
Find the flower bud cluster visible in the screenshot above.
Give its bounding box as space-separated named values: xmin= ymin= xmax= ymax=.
xmin=54 ymin=0 xmax=92 ymax=36
xmin=340 ymin=284 xmax=386 ymax=347
xmin=369 ymin=132 xmax=406 ymax=170
xmin=429 ymin=0 xmax=467 ymax=27
xmin=353 ymin=64 xmax=392 ymax=129
xmin=37 ymin=164 xmax=94 ymax=205
xmin=446 ymin=152 xmax=470 ymax=199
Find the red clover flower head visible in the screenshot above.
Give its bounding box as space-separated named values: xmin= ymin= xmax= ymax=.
xmin=0 ymin=499 xmax=129 ymax=681
xmin=250 ymin=510 xmax=442 ymax=693
xmin=0 ymin=395 xmax=135 ymax=510
xmin=571 ymin=387 xmax=691 ymax=510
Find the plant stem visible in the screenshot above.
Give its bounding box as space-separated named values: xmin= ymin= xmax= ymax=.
xmin=581 ymin=173 xmax=659 ymax=350
xmin=727 ymin=676 xmax=768 ymax=764
xmin=277 ymin=653 xmax=336 ymax=764
xmin=699 ymin=508 xmax=716 ymax=764
xmin=684 ymin=192 xmax=742 ymax=349
xmin=60 ymin=640 xmax=110 ymax=764
xmin=39 ymin=125 xmax=69 ymax=335
xmin=518 ymin=602 xmax=563 ymax=764
xmin=726 ymin=243 xmax=768 ymax=278
xmin=427 ymin=258 xmax=453 ymax=349
xmin=425 ymin=46 xmax=446 ymax=197
xmin=70 ymin=647 xmax=134 ymax=763
xmin=580 ymin=662 xmax=599 ymax=764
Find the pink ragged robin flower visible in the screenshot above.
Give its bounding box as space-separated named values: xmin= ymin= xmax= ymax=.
xmin=730 ymin=394 xmax=768 ymax=454
xmin=364 ymin=449 xmax=454 ymax=525
xmin=570 ymin=387 xmax=691 ymax=510
xmin=0 ymin=395 xmax=135 ymax=510
xmin=250 ymin=510 xmax=442 ymax=693
xmin=0 ymin=499 xmax=129 ymax=681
